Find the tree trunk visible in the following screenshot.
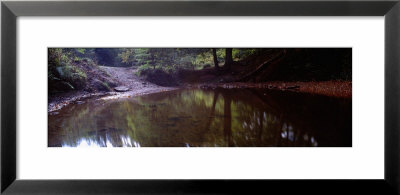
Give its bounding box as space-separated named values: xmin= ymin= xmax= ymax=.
xmin=212 ymin=48 xmax=219 ymax=69
xmin=225 ymin=48 xmax=233 ymax=69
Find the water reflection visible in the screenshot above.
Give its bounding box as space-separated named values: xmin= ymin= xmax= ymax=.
xmin=62 ymin=134 xmax=141 ymax=148
xmin=48 ymin=88 xmax=351 ymax=147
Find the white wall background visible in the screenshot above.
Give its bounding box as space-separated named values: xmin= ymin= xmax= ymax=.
xmin=17 ymin=17 xmax=384 ymax=179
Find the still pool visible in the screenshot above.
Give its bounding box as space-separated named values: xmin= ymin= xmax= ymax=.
xmin=48 ymin=88 xmax=352 ymax=147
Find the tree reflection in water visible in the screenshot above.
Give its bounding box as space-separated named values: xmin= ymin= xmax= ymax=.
xmin=48 ymin=88 xmax=351 ymax=147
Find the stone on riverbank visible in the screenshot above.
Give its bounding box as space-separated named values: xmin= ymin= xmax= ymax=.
xmin=114 ymin=86 xmax=130 ymax=92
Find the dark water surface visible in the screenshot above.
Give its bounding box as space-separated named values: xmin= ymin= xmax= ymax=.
xmin=48 ymin=88 xmax=352 ymax=147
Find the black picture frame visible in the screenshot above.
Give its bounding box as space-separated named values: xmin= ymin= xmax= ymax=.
xmin=1 ymin=0 xmax=399 ymax=194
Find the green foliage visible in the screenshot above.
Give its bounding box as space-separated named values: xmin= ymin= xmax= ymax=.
xmin=48 ymin=48 xmax=90 ymax=92
xmin=76 ymin=48 xmax=86 ymax=54
xmin=118 ymin=48 xmax=136 ymax=66
xmin=130 ymin=49 xmax=153 ymax=68
xmin=112 ymin=48 xmax=267 ymax=78
xmin=233 ymin=49 xmax=257 ymax=60
xmin=117 ymin=48 xmax=242 ymax=72
xmin=57 ymin=65 xmax=87 ymax=84
xmin=216 ymin=49 xmax=225 ymax=62
xmin=137 ymin=63 xmax=152 ymax=76
xmin=191 ymin=52 xmax=212 ymax=69
xmin=102 ymin=82 xmax=111 ymax=91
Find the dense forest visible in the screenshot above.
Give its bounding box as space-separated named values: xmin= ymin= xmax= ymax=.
xmin=49 ymin=48 xmax=351 ymax=96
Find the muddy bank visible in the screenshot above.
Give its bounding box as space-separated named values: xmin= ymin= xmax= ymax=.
xmin=97 ymin=66 xmax=178 ymax=100
xmin=48 ymin=91 xmax=113 ymax=112
xmin=49 ymin=80 xmax=350 ymax=113
xmin=48 ymin=87 xmax=177 ymax=113
xmin=194 ymin=81 xmax=352 ymax=98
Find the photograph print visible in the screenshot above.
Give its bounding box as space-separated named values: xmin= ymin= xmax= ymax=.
xmin=48 ymin=48 xmax=352 ymax=147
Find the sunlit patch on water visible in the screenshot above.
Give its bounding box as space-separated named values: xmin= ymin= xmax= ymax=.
xmin=49 ymin=88 xmax=351 ymax=147
xmin=61 ymin=135 xmax=141 ymax=147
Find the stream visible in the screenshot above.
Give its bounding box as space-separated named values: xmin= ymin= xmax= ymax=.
xmin=48 ymin=88 xmax=352 ymax=147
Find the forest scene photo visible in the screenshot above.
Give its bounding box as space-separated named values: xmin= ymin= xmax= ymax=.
xmin=48 ymin=48 xmax=352 ymax=147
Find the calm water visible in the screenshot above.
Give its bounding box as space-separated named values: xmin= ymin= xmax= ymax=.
xmin=48 ymin=88 xmax=352 ymax=147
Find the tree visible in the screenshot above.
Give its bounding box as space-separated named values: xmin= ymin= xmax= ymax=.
xmin=225 ymin=48 xmax=233 ymax=69
xmin=212 ymin=48 xmax=219 ymax=69
xmin=134 ymin=49 xmax=152 ymax=67
xmin=118 ymin=49 xmax=136 ymax=66
xmin=95 ymin=48 xmax=121 ymax=66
